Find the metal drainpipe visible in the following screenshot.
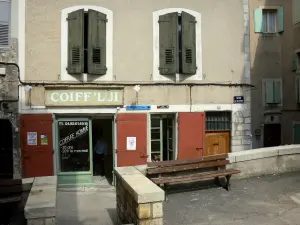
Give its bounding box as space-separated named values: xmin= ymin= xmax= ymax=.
xmin=112 ymin=107 xmax=120 ymax=186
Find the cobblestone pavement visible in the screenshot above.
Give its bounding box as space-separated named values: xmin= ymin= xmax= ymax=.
xmin=164 ymin=172 xmax=300 ymax=225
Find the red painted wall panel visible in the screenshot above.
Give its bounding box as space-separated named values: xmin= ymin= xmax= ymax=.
xmin=177 ymin=112 xmax=205 ymax=160
xmin=117 ymin=113 xmax=147 ymax=167
xmin=20 ymin=114 xmax=54 ymax=178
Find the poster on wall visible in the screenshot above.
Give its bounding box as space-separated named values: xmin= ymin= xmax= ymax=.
xmin=126 ymin=137 xmax=136 ymax=150
xmin=40 ymin=134 xmax=48 ymax=145
xmin=27 ymin=132 xmax=37 ymax=145
xmin=58 ymin=121 xmax=90 ymax=172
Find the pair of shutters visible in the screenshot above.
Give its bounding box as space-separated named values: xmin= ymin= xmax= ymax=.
xmin=264 ymin=80 xmax=282 ymax=104
xmin=254 ymin=7 xmax=284 ymax=33
xmin=159 ymin=12 xmax=197 ymax=75
xmin=67 ymin=9 xmax=107 ymax=75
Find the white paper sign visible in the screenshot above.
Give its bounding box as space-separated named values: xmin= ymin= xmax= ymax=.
xmin=27 ymin=132 xmax=37 ymax=145
xmin=126 ymin=137 xmax=136 ymax=150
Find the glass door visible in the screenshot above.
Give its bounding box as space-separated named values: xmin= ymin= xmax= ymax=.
xmin=56 ymin=118 xmax=93 ymax=186
xmin=167 ymin=118 xmax=174 ymax=160
xmin=150 ymin=117 xmax=163 ymax=161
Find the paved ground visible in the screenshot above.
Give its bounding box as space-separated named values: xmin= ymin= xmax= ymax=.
xmin=57 ymin=177 xmax=117 ymax=225
xmin=164 ymin=172 xmax=300 ymax=225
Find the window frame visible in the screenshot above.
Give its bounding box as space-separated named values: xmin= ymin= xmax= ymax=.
xmin=61 ymin=5 xmax=113 ymax=82
xmin=152 ymin=8 xmax=202 ymax=81
xmin=0 ymin=0 xmax=11 ymax=51
xmin=262 ymin=9 xmax=277 ymax=34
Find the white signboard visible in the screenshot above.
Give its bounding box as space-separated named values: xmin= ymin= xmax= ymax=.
xmin=126 ymin=137 xmax=136 ymax=151
xmin=27 ymin=132 xmax=37 ymax=145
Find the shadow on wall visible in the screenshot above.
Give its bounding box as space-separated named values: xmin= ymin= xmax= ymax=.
xmin=250 ymin=0 xmax=295 ymax=148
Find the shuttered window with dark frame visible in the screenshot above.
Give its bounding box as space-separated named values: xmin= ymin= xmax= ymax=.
xmin=67 ymin=9 xmax=107 ymax=75
xmin=158 ymin=11 xmax=197 ymax=76
xmin=0 ymin=0 xmax=11 ymax=50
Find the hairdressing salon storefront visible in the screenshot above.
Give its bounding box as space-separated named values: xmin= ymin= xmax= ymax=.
xmin=20 ymin=87 xmax=206 ymax=187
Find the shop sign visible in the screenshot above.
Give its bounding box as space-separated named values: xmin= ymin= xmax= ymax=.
xmin=45 ymin=88 xmax=123 ymax=106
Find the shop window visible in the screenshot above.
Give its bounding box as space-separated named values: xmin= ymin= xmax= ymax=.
xmin=205 ymin=111 xmax=231 ymax=131
xmin=150 ymin=114 xmax=175 ymax=162
xmin=58 ymin=120 xmax=90 ymax=172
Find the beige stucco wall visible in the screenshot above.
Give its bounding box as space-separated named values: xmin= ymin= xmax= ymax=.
xmin=24 ymin=0 xmax=247 ymax=105
xmin=250 ymin=0 xmax=298 ymax=147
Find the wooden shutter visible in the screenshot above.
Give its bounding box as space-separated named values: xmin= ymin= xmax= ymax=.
xmin=265 ymin=80 xmax=274 ymax=104
xmin=159 ymin=12 xmax=178 ymax=75
xmin=0 ymin=0 xmax=11 ymax=49
xmin=297 ymin=77 xmax=300 ymax=103
xmin=67 ymin=9 xmax=84 ymax=74
xmin=273 ymin=80 xmax=281 ymax=103
xmin=277 ymin=7 xmax=284 ymax=32
xmin=181 ymin=11 xmax=197 ymax=75
xmin=254 ymin=8 xmax=263 ymax=33
xmin=293 ymin=0 xmax=300 ymax=24
xmin=88 ymin=10 xmax=107 ymax=75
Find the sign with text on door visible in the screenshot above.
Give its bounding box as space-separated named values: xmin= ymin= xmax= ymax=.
xmin=45 ymin=88 xmax=123 ymax=106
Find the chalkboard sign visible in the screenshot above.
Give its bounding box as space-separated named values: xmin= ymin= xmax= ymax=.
xmin=58 ymin=121 xmax=90 ymax=172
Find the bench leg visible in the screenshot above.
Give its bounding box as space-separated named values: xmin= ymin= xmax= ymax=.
xmin=164 ymin=184 xmax=168 ymax=201
xmin=225 ymin=175 xmax=231 ymax=191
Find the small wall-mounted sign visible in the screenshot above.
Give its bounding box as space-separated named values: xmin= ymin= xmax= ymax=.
xmin=157 ymin=105 xmax=169 ymax=109
xmin=126 ymin=105 xmax=151 ymax=111
xmin=233 ymin=96 xmax=244 ymax=104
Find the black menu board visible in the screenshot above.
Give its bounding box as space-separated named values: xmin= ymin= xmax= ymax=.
xmin=58 ymin=121 xmax=90 ymax=172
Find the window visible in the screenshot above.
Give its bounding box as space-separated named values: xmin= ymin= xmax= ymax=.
xmin=61 ymin=6 xmax=113 ymax=81
xmin=153 ymin=9 xmax=202 ymax=81
xmin=293 ymin=0 xmax=300 ymax=25
xmin=296 ymin=76 xmax=300 ymax=104
xmin=67 ymin=9 xmax=107 ymax=75
xmin=263 ymin=79 xmax=282 ymax=105
xmin=158 ymin=12 xmax=196 ymax=75
xmin=0 ymin=0 xmax=11 ymax=50
xmin=262 ymin=10 xmax=276 ymax=33
xmin=150 ymin=114 xmax=175 ymax=162
xmin=254 ymin=7 xmax=284 ymax=33
xmin=206 ymin=111 xmax=231 ymax=131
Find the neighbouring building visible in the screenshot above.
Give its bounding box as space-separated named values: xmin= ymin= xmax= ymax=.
xmin=0 ymin=0 xmax=21 ymax=179
xmin=250 ymin=0 xmax=300 ymax=148
xmin=18 ymin=0 xmax=252 ymax=187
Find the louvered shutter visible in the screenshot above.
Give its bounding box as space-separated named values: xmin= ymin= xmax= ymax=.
xmin=0 ymin=0 xmax=11 ymax=49
xmin=265 ymin=80 xmax=274 ymax=104
xmin=158 ymin=13 xmax=178 ymax=75
xmin=67 ymin=9 xmax=84 ymax=74
xmin=277 ymin=7 xmax=284 ymax=32
xmin=254 ymin=8 xmax=263 ymax=33
xmin=273 ymin=80 xmax=281 ymax=104
xmin=88 ymin=10 xmax=107 ymax=75
xmin=181 ymin=11 xmax=197 ymax=75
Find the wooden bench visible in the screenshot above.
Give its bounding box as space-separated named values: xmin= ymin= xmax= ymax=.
xmin=146 ymin=154 xmax=240 ymax=193
xmin=0 ymin=179 xmax=22 ymax=204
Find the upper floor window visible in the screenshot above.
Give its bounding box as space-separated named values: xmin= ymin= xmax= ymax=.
xmin=263 ymin=79 xmax=282 ymax=106
xmin=61 ymin=6 xmax=113 ymax=82
xmin=293 ymin=0 xmax=300 ymax=25
xmin=159 ymin=11 xmax=197 ymax=76
xmin=0 ymin=0 xmax=11 ymax=50
xmin=67 ymin=9 xmax=107 ymax=75
xmin=152 ymin=9 xmax=202 ymax=82
xmin=254 ymin=7 xmax=284 ymax=33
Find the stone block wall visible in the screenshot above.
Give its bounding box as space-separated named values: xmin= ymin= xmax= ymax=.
xmin=115 ymin=167 xmax=165 ymax=225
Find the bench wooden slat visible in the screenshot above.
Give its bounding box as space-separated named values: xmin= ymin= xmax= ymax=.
xmin=0 ymin=179 xmax=22 ymax=186
xmin=0 ymin=195 xmax=22 ymax=204
xmin=147 ymin=160 xmax=229 ymax=175
xmin=150 ymin=169 xmax=240 ymax=184
xmin=0 ymin=185 xmax=22 ymax=195
xmin=147 ymin=154 xmax=228 ymax=168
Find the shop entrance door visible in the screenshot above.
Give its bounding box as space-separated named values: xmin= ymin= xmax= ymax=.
xmin=56 ymin=118 xmax=93 ymax=186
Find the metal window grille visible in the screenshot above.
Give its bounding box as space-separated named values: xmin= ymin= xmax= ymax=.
xmin=206 ymin=111 xmax=231 ymax=131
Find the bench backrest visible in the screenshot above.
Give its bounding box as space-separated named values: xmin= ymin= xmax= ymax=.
xmin=147 ymin=154 xmax=229 ymax=175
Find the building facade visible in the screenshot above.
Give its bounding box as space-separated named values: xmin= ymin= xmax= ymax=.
xmin=250 ymin=0 xmax=300 ymax=148
xmin=0 ymin=0 xmax=21 ymax=179
xmin=18 ymin=0 xmax=251 ymax=186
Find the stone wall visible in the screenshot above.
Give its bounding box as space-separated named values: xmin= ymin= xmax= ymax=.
xmin=229 ymin=145 xmax=300 ymax=179
xmin=114 ymin=167 xmax=165 ymax=225
xmin=0 ymin=38 xmax=21 ymax=179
